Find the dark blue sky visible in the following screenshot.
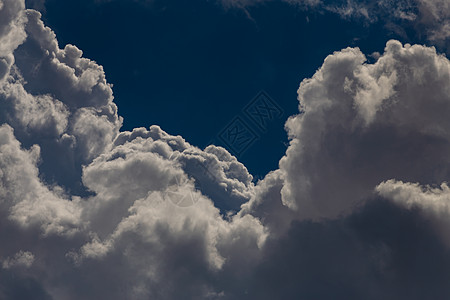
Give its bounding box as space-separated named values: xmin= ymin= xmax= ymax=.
xmin=35 ymin=0 xmax=420 ymax=178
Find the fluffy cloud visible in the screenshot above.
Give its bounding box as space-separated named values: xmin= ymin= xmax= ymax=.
xmin=0 ymin=5 xmax=266 ymax=298
xmin=376 ymin=180 xmax=450 ymax=246
xmin=0 ymin=124 xmax=83 ymax=236
xmin=1 ymin=8 xmax=122 ymax=195
xmin=2 ymin=251 xmax=34 ymax=269
xmin=0 ymin=0 xmax=26 ymax=81
xmin=239 ymin=39 xmax=450 ymax=298
xmin=0 ymin=121 xmax=266 ymax=298
xmin=2 ymin=0 xmax=450 ymax=299
xmin=279 ymin=40 xmax=450 ymax=219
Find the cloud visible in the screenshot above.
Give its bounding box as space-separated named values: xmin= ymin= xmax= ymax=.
xmin=0 ymin=0 xmax=26 ymax=81
xmin=376 ymin=180 xmax=450 ymax=247
xmin=2 ymin=251 xmax=34 ymax=269
xmin=1 ymin=9 xmax=122 ymax=195
xmin=0 ymin=5 xmax=267 ymax=298
xmin=0 ymin=124 xmax=83 ymax=236
xmin=1 ymin=0 xmax=450 ymax=299
xmin=415 ymin=0 xmax=450 ymax=43
xmin=238 ymin=197 xmax=450 ymax=300
xmin=279 ymin=40 xmax=450 ymax=219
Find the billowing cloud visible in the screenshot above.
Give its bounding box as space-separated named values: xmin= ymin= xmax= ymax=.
xmin=0 ymin=0 xmax=26 ymax=81
xmin=279 ymin=40 xmax=450 ymax=219
xmin=2 ymin=251 xmax=34 ymax=269
xmin=0 ymin=124 xmax=83 ymax=236
xmin=377 ymin=180 xmax=450 ymax=246
xmin=2 ymin=8 xmax=122 ymax=195
xmin=2 ymin=0 xmax=450 ymax=299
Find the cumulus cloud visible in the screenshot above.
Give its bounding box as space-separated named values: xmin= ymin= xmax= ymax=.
xmin=239 ymin=39 xmax=450 ymax=299
xmin=0 ymin=5 xmax=266 ymax=298
xmin=278 ymin=40 xmax=450 ymax=219
xmin=2 ymin=251 xmax=34 ymax=269
xmin=1 ymin=8 xmax=122 ymax=195
xmin=2 ymin=0 xmax=450 ymax=299
xmin=376 ymin=180 xmax=450 ymax=246
xmin=0 ymin=0 xmax=26 ymax=81
xmin=0 ymin=124 xmax=83 ymax=236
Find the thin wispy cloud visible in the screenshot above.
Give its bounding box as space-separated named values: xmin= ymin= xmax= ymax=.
xmin=25 ymin=0 xmax=450 ymax=46
xmin=219 ymin=0 xmax=450 ymax=48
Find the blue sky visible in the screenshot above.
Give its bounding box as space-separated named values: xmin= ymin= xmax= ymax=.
xmin=37 ymin=0 xmax=428 ymax=178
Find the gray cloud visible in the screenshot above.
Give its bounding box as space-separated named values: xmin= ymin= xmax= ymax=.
xmin=2 ymin=9 xmax=122 ymax=196
xmin=2 ymin=251 xmax=34 ymax=269
xmin=1 ymin=0 xmax=450 ymax=299
xmin=279 ymin=40 xmax=450 ymax=219
xmin=0 ymin=0 xmax=26 ymax=81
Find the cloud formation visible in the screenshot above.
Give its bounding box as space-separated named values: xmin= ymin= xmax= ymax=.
xmin=1 ymin=0 xmax=450 ymax=299
xmin=279 ymin=40 xmax=450 ymax=218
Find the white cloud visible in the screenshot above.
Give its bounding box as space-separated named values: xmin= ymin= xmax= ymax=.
xmin=2 ymin=251 xmax=34 ymax=269
xmin=376 ymin=180 xmax=450 ymax=246
xmin=0 ymin=5 xmax=269 ymax=295
xmin=279 ymin=40 xmax=450 ymax=219
xmin=0 ymin=124 xmax=83 ymax=236
xmin=377 ymin=179 xmax=450 ymax=217
xmin=112 ymin=126 xmax=255 ymax=212
xmin=0 ymin=8 xmax=122 ymax=195
xmin=0 ymin=0 xmax=26 ymax=81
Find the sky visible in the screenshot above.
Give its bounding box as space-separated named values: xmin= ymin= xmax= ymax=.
xmin=32 ymin=0 xmax=433 ymax=178
xmin=0 ymin=0 xmax=449 ymax=299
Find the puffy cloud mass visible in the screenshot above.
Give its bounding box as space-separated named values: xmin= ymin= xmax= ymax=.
xmin=279 ymin=40 xmax=450 ymax=218
xmin=2 ymin=0 xmax=450 ymax=299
